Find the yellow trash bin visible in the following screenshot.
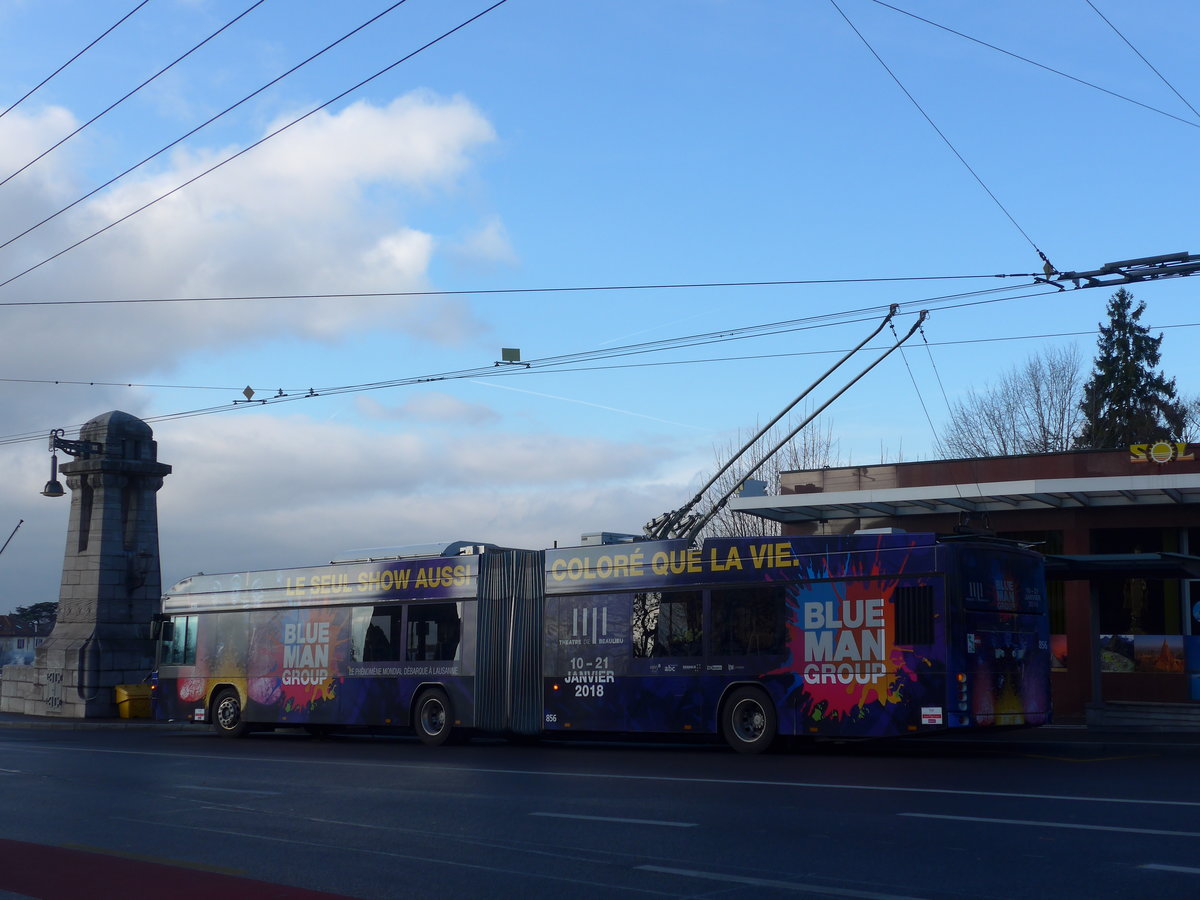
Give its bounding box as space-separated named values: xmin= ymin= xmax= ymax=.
xmin=114 ymin=684 xmax=152 ymax=719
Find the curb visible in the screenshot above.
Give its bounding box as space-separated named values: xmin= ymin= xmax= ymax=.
xmin=0 ymin=716 xmax=196 ymax=732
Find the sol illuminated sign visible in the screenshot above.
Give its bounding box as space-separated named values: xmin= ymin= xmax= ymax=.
xmin=1129 ymin=441 xmax=1195 ymax=464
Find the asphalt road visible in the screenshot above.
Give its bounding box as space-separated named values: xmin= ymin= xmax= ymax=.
xmin=0 ymin=726 xmax=1198 ymax=899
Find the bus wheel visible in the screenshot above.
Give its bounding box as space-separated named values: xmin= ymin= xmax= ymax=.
xmin=212 ymin=688 xmax=249 ymax=738
xmin=414 ymin=688 xmax=454 ymax=747
xmin=722 ymin=687 xmax=777 ymax=754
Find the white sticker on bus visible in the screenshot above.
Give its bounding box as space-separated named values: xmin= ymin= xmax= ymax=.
xmin=921 ymin=707 xmax=944 ymax=725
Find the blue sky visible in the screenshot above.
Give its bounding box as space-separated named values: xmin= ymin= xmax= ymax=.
xmin=1 ymin=0 xmax=1198 ymax=611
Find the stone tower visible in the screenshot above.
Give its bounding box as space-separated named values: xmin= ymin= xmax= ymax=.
xmin=0 ymin=411 xmax=171 ymax=717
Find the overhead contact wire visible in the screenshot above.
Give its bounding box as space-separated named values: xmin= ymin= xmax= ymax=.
xmin=866 ymin=0 xmax=1200 ymax=129
xmin=0 ymin=271 xmax=1037 ymax=307
xmin=1084 ymin=0 xmax=1200 ymax=122
xmin=0 ymin=1 xmax=154 ymax=121
xmin=0 ymin=282 xmax=1058 ymax=436
xmin=0 ymin=1 xmax=270 ymax=190
xmin=830 ymin=0 xmax=1057 ymax=274
xmin=0 ymin=0 xmax=418 ymax=263
xmin=0 ymin=0 xmax=511 ymax=293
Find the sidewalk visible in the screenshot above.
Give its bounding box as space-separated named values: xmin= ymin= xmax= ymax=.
xmin=911 ymin=722 xmax=1200 ymax=754
xmin=0 ymin=709 xmax=190 ymax=731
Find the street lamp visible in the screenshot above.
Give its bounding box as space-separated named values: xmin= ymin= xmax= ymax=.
xmin=40 ymin=429 xmax=103 ymax=498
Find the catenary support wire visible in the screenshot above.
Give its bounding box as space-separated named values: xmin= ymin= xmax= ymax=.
xmin=830 ymin=0 xmax=1057 ymax=276
xmin=1084 ymin=0 xmax=1200 ymax=122
xmin=0 ymin=1 xmax=269 ymax=190
xmin=0 ymin=1 xmax=153 ymax=121
xmin=0 ymin=0 xmax=510 ymax=293
xmin=888 ymin=316 xmax=941 ymax=454
xmin=0 ymin=0 xmax=416 ymax=256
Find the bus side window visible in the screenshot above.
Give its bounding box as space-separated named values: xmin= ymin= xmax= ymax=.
xmin=711 ymin=586 xmax=788 ymax=656
xmin=363 ymin=609 xmax=401 ymax=662
xmin=407 ymin=603 xmax=461 ymax=661
xmin=633 ymin=591 xmax=702 ymax=658
xmin=632 ymin=592 xmax=659 ymax=657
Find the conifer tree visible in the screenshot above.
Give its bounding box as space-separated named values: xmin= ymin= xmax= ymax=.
xmin=1075 ymin=288 xmax=1187 ymax=448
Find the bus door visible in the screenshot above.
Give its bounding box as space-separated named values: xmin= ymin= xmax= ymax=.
xmin=475 ymin=549 xmax=544 ymax=735
xmin=957 ymin=549 xmax=1052 ymax=727
xmin=542 ymin=592 xmax=634 ymax=733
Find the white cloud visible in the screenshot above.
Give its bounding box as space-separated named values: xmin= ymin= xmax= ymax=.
xmin=448 ymin=215 xmax=518 ymax=270
xmin=0 ymin=405 xmax=690 ymax=613
xmin=0 ymin=91 xmax=527 ymax=609
xmin=0 ymin=92 xmax=502 ymax=374
xmin=363 ymin=229 xmax=435 ymax=279
xmin=252 ymin=94 xmax=496 ymax=193
xmin=356 ymin=391 xmax=500 ymax=425
xmin=152 ymin=412 xmax=682 ymax=588
xmin=0 ymin=104 xmax=77 ymax=181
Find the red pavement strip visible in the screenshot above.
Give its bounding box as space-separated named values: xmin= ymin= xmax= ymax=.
xmin=0 ymin=838 xmax=361 ymax=900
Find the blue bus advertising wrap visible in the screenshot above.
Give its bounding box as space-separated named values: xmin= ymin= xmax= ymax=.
xmin=155 ymin=533 xmax=1049 ymax=750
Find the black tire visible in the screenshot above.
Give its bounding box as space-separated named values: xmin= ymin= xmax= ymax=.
xmin=721 ymin=687 xmax=777 ymax=754
xmin=413 ymin=688 xmax=454 ymax=747
xmin=212 ymin=687 xmax=249 ymax=738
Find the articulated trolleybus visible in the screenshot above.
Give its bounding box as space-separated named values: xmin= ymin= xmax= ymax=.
xmin=154 ymin=531 xmax=1050 ymax=752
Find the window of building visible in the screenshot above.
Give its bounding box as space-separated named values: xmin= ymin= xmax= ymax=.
xmin=1092 ymin=527 xmax=1181 ymax=634
xmin=1188 ymin=529 xmax=1200 ymax=636
xmin=632 ymin=590 xmax=703 ymax=658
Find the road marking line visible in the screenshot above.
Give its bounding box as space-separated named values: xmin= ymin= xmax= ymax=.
xmin=177 ymin=785 xmax=281 ymax=795
xmin=1020 ymin=753 xmax=1145 ymax=763
xmin=636 ymin=865 xmax=927 ymax=899
xmin=900 ymin=813 xmax=1200 ymax=838
xmin=1141 ymin=864 xmax=1200 ymax=875
xmin=15 ymin=742 xmax=1200 ymax=808
xmin=531 ymin=812 xmax=695 ymax=828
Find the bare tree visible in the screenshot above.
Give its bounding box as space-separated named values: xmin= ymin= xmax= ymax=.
xmin=940 ymin=345 xmax=1086 ymax=458
xmin=697 ymin=415 xmax=841 ymax=539
xmin=1183 ymin=394 xmax=1200 ymax=443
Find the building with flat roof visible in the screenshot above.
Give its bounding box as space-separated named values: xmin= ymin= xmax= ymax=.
xmin=730 ymin=444 xmax=1200 ymax=722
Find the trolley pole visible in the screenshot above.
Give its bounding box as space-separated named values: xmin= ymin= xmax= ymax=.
xmin=0 ymin=519 xmax=22 ymax=559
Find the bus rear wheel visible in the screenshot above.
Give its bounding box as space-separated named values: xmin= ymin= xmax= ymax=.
xmin=212 ymin=688 xmax=249 ymax=738
xmin=722 ymin=687 xmax=777 ymax=754
xmin=414 ymin=688 xmax=454 ymax=747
